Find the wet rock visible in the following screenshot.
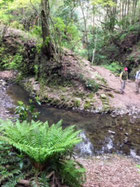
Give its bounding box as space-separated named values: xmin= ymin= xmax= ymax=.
xmin=0 ymin=79 xmax=7 ymax=87
xmin=111 ymin=105 xmax=140 ymax=119
xmin=108 ymin=130 xmax=115 ymax=134
xmin=111 ymin=107 xmax=140 ymax=119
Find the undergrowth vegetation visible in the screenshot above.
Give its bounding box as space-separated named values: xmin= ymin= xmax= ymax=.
xmin=15 ymin=100 xmax=40 ymax=121
xmin=0 ymin=116 xmax=85 ymax=186
xmin=103 ymin=62 xmax=123 ymax=75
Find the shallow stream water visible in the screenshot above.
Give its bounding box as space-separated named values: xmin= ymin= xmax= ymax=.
xmin=7 ymin=84 xmax=140 ymax=159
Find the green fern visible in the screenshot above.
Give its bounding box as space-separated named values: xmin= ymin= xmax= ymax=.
xmin=0 ymin=141 xmax=28 ymax=186
xmin=0 ymin=120 xmax=81 ymax=165
xmin=55 ymin=159 xmax=85 ymax=187
xmin=0 ymin=120 xmax=85 ymax=186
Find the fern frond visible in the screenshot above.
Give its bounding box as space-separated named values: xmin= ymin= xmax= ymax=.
xmin=0 ymin=119 xmax=81 ymax=164
xmin=60 ymin=159 xmax=86 ymax=187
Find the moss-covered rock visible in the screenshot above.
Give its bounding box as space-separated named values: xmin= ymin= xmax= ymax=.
xmin=84 ymin=100 xmax=92 ymax=110
xmin=73 ymin=98 xmax=81 ymax=107
xmin=100 ymin=94 xmax=110 ymax=111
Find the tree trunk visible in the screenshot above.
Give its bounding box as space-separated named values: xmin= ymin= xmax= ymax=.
xmin=78 ymin=0 xmax=90 ymax=60
xmin=91 ymin=32 xmax=97 ymax=64
xmin=41 ymin=0 xmax=54 ymax=59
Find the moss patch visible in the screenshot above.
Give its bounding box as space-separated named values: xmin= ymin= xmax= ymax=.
xmin=100 ymin=94 xmax=110 ymax=111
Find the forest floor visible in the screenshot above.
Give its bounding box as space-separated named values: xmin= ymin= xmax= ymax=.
xmin=80 ymin=154 xmax=140 ymax=187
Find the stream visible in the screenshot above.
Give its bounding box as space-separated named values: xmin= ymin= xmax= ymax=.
xmin=6 ymin=84 xmax=140 ymax=160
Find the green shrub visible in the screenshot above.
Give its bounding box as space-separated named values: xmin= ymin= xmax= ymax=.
xmin=15 ymin=100 xmax=39 ymax=121
xmin=34 ymin=64 xmax=39 ymax=80
xmin=10 ymin=21 xmax=24 ymax=30
xmin=74 ymin=99 xmax=81 ymax=107
xmin=0 ymin=140 xmax=50 ymax=186
xmin=30 ymin=25 xmax=42 ymax=37
xmin=85 ymin=79 xmax=99 ymax=92
xmin=84 ymin=100 xmax=91 ymax=110
xmin=11 ymin=54 xmax=23 ymax=70
xmin=103 ymin=62 xmax=123 ymax=74
xmin=0 ymin=140 xmax=29 ymax=186
xmin=119 ymin=32 xmax=128 ymax=41
xmin=2 ymin=53 xmax=23 ymax=70
xmin=60 ymin=160 xmax=86 ymax=187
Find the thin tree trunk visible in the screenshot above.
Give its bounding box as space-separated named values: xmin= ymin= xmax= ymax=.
xmin=41 ymin=0 xmax=53 ymax=58
xmin=78 ymin=0 xmax=90 ymax=59
xmin=91 ymin=32 xmax=97 ymax=64
xmin=134 ymin=0 xmax=138 ymax=20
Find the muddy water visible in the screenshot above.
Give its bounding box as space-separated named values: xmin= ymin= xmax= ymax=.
xmin=7 ymin=84 xmax=140 ymax=159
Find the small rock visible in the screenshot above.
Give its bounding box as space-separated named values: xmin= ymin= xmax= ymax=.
xmin=100 ymin=94 xmax=107 ymax=99
xmin=108 ymin=130 xmax=115 ymax=134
